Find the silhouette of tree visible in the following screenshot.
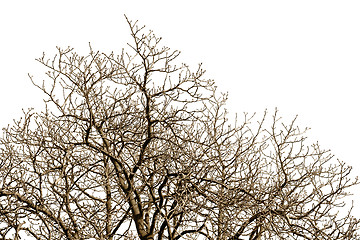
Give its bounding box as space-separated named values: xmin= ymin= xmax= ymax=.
xmin=0 ymin=17 xmax=359 ymax=240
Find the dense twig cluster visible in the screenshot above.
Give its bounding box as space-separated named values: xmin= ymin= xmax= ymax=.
xmin=0 ymin=17 xmax=359 ymax=240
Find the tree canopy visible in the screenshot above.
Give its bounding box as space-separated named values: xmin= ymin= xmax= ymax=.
xmin=0 ymin=17 xmax=359 ymax=240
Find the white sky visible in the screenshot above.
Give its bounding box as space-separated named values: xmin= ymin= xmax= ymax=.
xmin=1 ymin=0 xmax=359 ymax=215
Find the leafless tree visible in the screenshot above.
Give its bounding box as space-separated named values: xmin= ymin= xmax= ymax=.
xmin=0 ymin=17 xmax=359 ymax=240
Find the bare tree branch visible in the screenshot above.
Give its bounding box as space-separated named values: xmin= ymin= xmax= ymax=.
xmin=0 ymin=17 xmax=359 ymax=240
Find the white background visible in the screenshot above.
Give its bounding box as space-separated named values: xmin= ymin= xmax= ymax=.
xmin=1 ymin=0 xmax=359 ymax=215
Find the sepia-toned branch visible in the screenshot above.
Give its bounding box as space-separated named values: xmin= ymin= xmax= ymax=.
xmin=0 ymin=17 xmax=359 ymax=240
